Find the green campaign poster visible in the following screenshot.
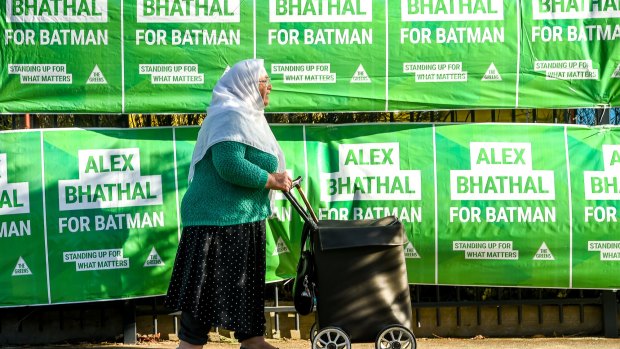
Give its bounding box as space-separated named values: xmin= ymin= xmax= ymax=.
xmin=1 ymin=0 xmax=122 ymax=112
xmin=1 ymin=1 xmax=619 ymax=112
xmin=3 ymin=123 xmax=620 ymax=307
xmin=519 ymin=0 xmax=620 ymax=108
xmin=123 ymin=0 xmax=254 ymax=113
xmin=304 ymin=123 xmax=436 ymax=284
xmin=434 ymin=123 xmax=571 ymax=287
xmin=42 ymin=128 xmax=179 ymax=303
xmin=258 ymin=0 xmax=387 ymax=112
xmin=568 ymin=126 xmax=620 ymax=289
xmin=0 ymin=131 xmax=48 ymax=306
xmin=388 ymin=0 xmax=519 ymax=110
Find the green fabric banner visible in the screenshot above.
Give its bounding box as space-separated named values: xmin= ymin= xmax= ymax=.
xmin=1 ymin=123 xmax=620 ymax=307
xmin=1 ymin=1 xmax=619 ymax=113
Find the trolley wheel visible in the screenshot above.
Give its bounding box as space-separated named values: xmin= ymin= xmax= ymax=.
xmin=375 ymin=325 xmax=416 ymax=349
xmin=309 ymin=322 xmax=318 ymax=342
xmin=311 ymin=326 xmax=351 ymax=349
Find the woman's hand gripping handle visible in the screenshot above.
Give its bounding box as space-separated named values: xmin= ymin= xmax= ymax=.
xmin=266 ymin=172 xmax=293 ymax=191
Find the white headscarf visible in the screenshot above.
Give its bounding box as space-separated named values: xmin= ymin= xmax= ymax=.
xmin=188 ymin=59 xmax=286 ymax=211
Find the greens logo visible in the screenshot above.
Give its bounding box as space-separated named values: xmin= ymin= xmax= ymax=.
xmin=450 ymin=142 xmax=555 ymax=200
xmin=58 ymin=148 xmax=163 ymax=211
xmin=7 ymin=0 xmax=108 ymax=22
xmin=319 ymin=143 xmax=421 ymax=202
xmin=0 ymin=153 xmax=30 ymax=215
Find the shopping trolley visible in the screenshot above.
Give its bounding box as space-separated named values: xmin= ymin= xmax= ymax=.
xmin=283 ymin=177 xmax=416 ymax=349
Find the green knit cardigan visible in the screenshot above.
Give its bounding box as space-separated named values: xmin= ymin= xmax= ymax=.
xmin=180 ymin=141 xmax=278 ymax=226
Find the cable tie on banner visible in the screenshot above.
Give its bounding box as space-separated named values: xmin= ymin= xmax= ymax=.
xmin=596 ymin=103 xmax=610 ymax=125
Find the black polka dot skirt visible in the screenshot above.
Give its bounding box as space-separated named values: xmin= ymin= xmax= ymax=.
xmin=165 ymin=221 xmax=266 ymax=334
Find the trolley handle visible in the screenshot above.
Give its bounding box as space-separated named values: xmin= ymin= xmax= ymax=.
xmin=292 ymin=177 xmax=319 ymax=224
xmin=282 ymin=176 xmax=319 ymax=230
xmin=292 ymin=176 xmax=303 ymax=188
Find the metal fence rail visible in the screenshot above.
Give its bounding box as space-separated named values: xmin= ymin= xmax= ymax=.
xmin=2 ymin=284 xmax=616 ymax=345
xmin=3 ymin=108 xmax=620 ymax=130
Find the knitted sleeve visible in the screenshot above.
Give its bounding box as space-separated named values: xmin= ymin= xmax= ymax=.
xmin=211 ymin=141 xmax=269 ymax=189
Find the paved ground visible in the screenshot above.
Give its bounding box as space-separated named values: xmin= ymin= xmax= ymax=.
xmin=5 ymin=336 xmax=620 ymax=349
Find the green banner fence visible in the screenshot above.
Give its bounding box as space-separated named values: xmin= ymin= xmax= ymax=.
xmin=1 ymin=0 xmax=620 ymax=113
xmin=1 ymin=122 xmax=620 ymax=307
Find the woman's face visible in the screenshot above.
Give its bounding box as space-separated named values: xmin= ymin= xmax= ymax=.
xmin=258 ymin=73 xmax=272 ymax=107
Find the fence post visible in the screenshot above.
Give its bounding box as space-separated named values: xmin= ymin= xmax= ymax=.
xmin=602 ymin=290 xmax=618 ymax=338
xmin=123 ymin=300 xmax=137 ymax=344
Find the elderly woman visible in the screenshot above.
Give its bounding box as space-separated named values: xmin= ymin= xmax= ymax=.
xmin=165 ymin=59 xmax=292 ymax=349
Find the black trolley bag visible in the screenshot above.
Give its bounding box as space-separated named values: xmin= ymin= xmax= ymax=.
xmin=283 ymin=177 xmax=416 ymax=349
